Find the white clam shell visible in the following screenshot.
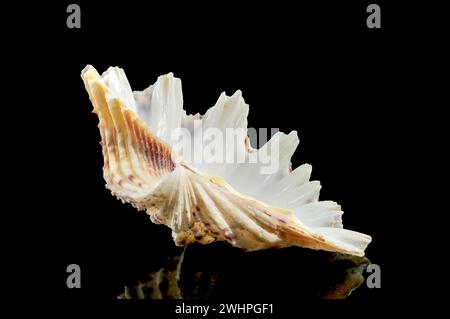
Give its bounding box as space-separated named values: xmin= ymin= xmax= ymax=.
xmin=81 ymin=65 xmax=371 ymax=256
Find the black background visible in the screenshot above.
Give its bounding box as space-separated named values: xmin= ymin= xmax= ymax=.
xmin=10 ymin=0 xmax=434 ymax=316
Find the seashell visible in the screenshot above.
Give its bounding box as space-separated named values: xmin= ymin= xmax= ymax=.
xmin=81 ymin=65 xmax=371 ymax=256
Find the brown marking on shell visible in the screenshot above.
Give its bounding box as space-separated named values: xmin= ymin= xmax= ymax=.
xmin=123 ymin=110 xmax=176 ymax=175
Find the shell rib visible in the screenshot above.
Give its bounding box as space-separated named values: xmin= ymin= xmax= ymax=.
xmin=81 ymin=65 xmax=371 ymax=256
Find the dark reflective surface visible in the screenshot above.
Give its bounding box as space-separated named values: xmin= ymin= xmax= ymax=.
xmin=118 ymin=242 xmax=370 ymax=299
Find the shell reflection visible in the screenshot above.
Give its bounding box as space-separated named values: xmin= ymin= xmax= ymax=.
xmin=118 ymin=243 xmax=370 ymax=299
